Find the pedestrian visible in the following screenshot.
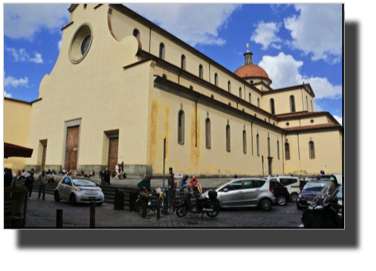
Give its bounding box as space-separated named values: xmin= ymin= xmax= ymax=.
xmin=137 ymin=175 xmax=154 ymax=219
xmin=120 ymin=161 xmax=124 ymax=176
xmin=320 ymin=169 xmax=325 ymax=175
xmin=90 ymin=169 xmax=95 ymax=177
xmin=4 ymin=168 xmax=12 ymax=188
xmin=181 ymin=175 xmax=189 ymax=190
xmin=61 ymin=168 xmax=66 ymax=175
xmin=22 ymin=169 xmax=27 ymax=178
xmin=104 ymin=167 xmax=111 ymax=185
xmin=37 ymin=170 xmax=48 ymax=200
xmin=115 ymin=164 xmax=120 ymax=180
xmin=190 ymin=176 xmax=202 ymax=193
xmin=48 ymin=172 xmax=55 ymax=183
xmin=24 ymin=172 xmax=35 ymax=200
xmin=99 ymin=170 xmax=104 ymax=185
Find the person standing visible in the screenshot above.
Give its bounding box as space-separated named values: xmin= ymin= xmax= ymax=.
xmin=120 ymin=162 xmax=124 ymax=176
xmin=24 ymin=172 xmax=35 ymax=200
xmin=37 ymin=170 xmax=48 ymax=200
xmin=104 ymin=167 xmax=111 ymax=185
xmin=22 ymin=169 xmax=27 ymax=178
xmin=115 ymin=163 xmax=120 ymax=179
xmin=4 ymin=169 xmax=12 ymax=188
xmin=137 ymin=175 xmax=154 ymax=219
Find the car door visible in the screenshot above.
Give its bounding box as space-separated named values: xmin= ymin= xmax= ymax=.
xmin=241 ymin=180 xmax=265 ymax=206
xmin=218 ymin=180 xmax=243 ymax=207
xmin=60 ymin=177 xmax=72 ymax=199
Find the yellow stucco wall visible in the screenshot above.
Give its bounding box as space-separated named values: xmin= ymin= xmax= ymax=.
xmin=4 ymin=99 xmax=32 ymax=171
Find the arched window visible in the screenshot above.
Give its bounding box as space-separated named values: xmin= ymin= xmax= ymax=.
xmin=162 ymin=74 xmax=167 ymax=79
xmin=189 ymin=85 xmax=193 ymax=90
xmin=206 ymin=118 xmax=211 ymax=149
xmin=228 ymin=81 xmax=231 ymax=92
xmin=311 ymin=100 xmax=313 ymax=112
xmin=181 ymin=55 xmax=186 ymax=70
xmin=243 ymin=130 xmax=247 ymax=154
xmin=290 ymin=95 xmax=295 ymax=112
xmin=268 ymin=137 xmax=270 ymax=157
xmin=226 ymin=125 xmax=231 ymax=152
xmin=309 ymin=141 xmax=315 ymax=159
xmin=214 ymin=73 xmax=218 ymax=86
xmin=256 ymin=134 xmax=260 ymax=156
xmin=285 ymin=143 xmax=290 ymax=160
xmin=178 ymin=110 xmax=185 ymax=144
xmin=133 ymin=28 xmax=140 ymax=39
xmin=257 ymin=98 xmax=260 ymax=107
xmin=239 ymin=88 xmax=242 ymax=99
xmin=159 ymin=43 xmax=165 ymax=59
xmin=277 ymin=141 xmax=280 ymax=159
xmin=306 ymin=96 xmax=308 ymax=111
xmin=249 ymin=93 xmax=251 ymax=103
xmin=270 ymin=98 xmax=275 ymax=114
xmin=199 ymin=65 xmax=203 ymax=78
xmin=250 ymin=80 xmax=254 ymax=84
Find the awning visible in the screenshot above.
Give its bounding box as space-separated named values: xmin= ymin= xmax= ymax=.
xmin=4 ymin=143 xmax=33 ymax=159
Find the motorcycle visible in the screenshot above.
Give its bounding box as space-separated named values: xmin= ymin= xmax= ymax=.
xmin=176 ymin=189 xmax=220 ymax=218
xmin=299 ymin=180 xmax=343 ymax=228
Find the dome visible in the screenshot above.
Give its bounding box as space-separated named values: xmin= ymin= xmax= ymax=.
xmin=234 ymin=64 xmax=269 ymax=79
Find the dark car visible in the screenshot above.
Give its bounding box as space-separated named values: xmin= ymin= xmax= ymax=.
xmin=297 ymin=180 xmax=329 ymax=209
xmin=270 ymin=180 xmax=290 ymax=206
xmin=333 ymin=185 xmax=343 ymax=227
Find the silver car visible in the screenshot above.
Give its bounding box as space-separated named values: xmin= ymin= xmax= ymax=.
xmin=54 ymin=176 xmax=104 ymax=205
xmin=203 ymin=178 xmax=276 ymax=210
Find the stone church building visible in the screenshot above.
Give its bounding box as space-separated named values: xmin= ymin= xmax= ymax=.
xmin=5 ymin=4 xmax=343 ymax=177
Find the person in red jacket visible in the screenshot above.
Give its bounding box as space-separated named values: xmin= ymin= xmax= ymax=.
xmin=190 ymin=176 xmax=202 ymax=193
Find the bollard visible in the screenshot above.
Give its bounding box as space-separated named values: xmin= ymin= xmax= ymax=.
xmin=90 ymin=201 xmax=95 ymax=228
xmin=56 ymin=209 xmax=63 ymax=228
xmin=157 ymin=198 xmax=160 ymax=219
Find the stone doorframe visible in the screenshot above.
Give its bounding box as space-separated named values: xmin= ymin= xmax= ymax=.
xmin=62 ymin=119 xmax=82 ymax=170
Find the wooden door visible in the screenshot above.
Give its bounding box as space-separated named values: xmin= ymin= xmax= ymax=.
xmin=65 ymin=126 xmax=79 ymax=173
xmin=42 ymin=144 xmax=47 ymax=171
xmin=108 ymin=138 xmax=119 ymax=174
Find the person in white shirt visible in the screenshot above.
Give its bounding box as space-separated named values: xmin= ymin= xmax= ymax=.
xmin=22 ymin=170 xmax=27 ymax=178
xmin=48 ymin=172 xmax=55 ymax=183
xmin=115 ymin=164 xmax=120 ymax=179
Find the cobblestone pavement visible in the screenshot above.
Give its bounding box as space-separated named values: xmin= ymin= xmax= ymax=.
xmin=25 ymin=193 xmax=303 ymax=228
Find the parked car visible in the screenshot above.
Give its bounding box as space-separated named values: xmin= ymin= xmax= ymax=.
xmin=317 ymin=174 xmax=343 ymax=185
xmin=297 ymin=180 xmax=329 ymax=210
xmin=54 ymin=176 xmax=104 ymax=205
xmin=270 ymin=180 xmax=289 ymax=206
xmin=265 ymin=175 xmax=300 ymax=202
xmin=202 ymin=178 xmax=276 ymax=210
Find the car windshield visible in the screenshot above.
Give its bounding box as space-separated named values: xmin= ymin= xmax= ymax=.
xmin=303 ymin=181 xmax=328 ymax=191
xmin=72 ymin=179 xmax=96 ymax=187
xmin=336 ymin=186 xmax=342 ymax=198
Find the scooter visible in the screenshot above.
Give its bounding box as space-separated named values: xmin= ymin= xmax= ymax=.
xmin=176 ymin=189 xmax=220 ymax=218
xmin=299 ymin=181 xmax=343 ymax=228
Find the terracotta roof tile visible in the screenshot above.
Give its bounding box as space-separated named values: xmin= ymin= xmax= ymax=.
xmin=284 ymin=124 xmax=341 ymax=131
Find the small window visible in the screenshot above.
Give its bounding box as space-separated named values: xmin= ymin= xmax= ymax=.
xmin=199 ymin=65 xmax=203 ymax=78
xmin=181 ymin=55 xmax=186 ymax=70
xmin=83 ymin=4 xmax=87 ymax=9
xmin=133 ymin=29 xmax=140 ymax=39
xmin=256 ymin=134 xmax=260 ymax=156
xmin=270 ymin=98 xmax=275 ymax=114
xmin=257 ymin=98 xmax=260 ymax=107
xmin=214 ymin=73 xmax=218 ymax=86
xmin=81 ymin=35 xmax=91 ymax=55
xmin=239 ymin=88 xmax=242 ymax=99
xmin=290 ymin=95 xmax=295 ymax=112
xmin=277 ymin=141 xmax=280 ymax=159
xmin=249 ymin=93 xmax=251 ymax=103
xmin=178 ymin=110 xmax=185 ymax=144
xmin=286 ymin=122 xmax=289 ymax=126
xmin=250 ymin=80 xmax=254 ymax=84
xmin=159 ymin=43 xmax=165 ymax=59
xmin=162 ymin=74 xmax=167 ymax=79
xmin=228 ymin=102 xmax=231 ymax=106
xmin=206 ymin=118 xmax=211 ymax=149
xmin=226 ymin=125 xmax=231 ymax=152
xmin=228 ymin=81 xmax=231 ymax=92
xmin=310 ymin=119 xmax=314 ymax=123
xmin=189 ymin=86 xmax=193 ymax=90
xmin=211 ymin=95 xmax=214 ymax=99
xmin=309 ymin=141 xmax=315 ymax=159
xmin=285 ymin=143 xmax=290 ymax=160
xmin=222 ymin=180 xmax=242 ymax=191
xmin=243 ymin=130 xmax=247 ymax=154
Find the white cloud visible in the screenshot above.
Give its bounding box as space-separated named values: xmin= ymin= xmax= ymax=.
xmin=125 ymin=4 xmax=240 ymax=46
xmin=251 ymin=21 xmax=282 ymax=50
xmin=314 ymin=102 xmax=323 ymax=112
xmin=4 ymin=73 xmax=29 ymax=88
xmin=58 ymin=38 xmax=62 ymax=51
xmin=4 ymin=91 xmax=12 ymax=98
xmin=333 ymin=115 xmax=342 ymax=125
xmin=258 ymin=52 xmax=342 ymax=99
xmin=4 ymin=4 xmax=70 ymax=40
xmin=6 ymin=47 xmax=43 ymax=64
xmin=284 ymin=4 xmax=342 ymax=63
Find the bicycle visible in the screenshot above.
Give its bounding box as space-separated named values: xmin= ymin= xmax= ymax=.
xmin=134 ymin=188 xmax=173 ymax=215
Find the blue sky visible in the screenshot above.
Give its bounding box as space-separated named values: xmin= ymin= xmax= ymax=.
xmin=3 ymin=3 xmax=343 ymax=124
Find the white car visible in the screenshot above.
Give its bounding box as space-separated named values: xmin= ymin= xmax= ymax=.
xmin=54 ymin=176 xmax=104 ymax=205
xmin=265 ymin=175 xmax=301 ymax=202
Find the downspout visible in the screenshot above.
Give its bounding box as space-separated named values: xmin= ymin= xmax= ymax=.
xmin=195 ymin=95 xmax=200 ymax=147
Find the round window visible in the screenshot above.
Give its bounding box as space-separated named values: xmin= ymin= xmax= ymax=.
xmin=81 ymin=35 xmax=91 ymax=55
xmin=286 ymin=122 xmax=290 ymax=126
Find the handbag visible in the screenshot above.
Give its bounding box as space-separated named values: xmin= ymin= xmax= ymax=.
xmin=139 ymin=189 xmax=149 ymax=201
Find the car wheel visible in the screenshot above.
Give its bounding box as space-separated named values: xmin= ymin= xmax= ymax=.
xmin=69 ymin=194 xmax=76 ymax=206
xmin=290 ymin=193 xmax=298 ymax=202
xmin=277 ymin=195 xmax=287 ymax=206
xmin=176 ymin=205 xmax=188 ymax=217
xmin=54 ymin=191 xmax=60 ymax=202
xmin=259 ymin=198 xmax=272 ymax=211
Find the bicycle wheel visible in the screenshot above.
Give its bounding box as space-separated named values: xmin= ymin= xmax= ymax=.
xmin=135 ymin=199 xmax=142 ymax=215
xmin=161 ymin=196 xmax=173 ymax=215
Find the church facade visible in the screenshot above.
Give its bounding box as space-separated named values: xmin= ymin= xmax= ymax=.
xmin=8 ymin=4 xmax=342 ymax=177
